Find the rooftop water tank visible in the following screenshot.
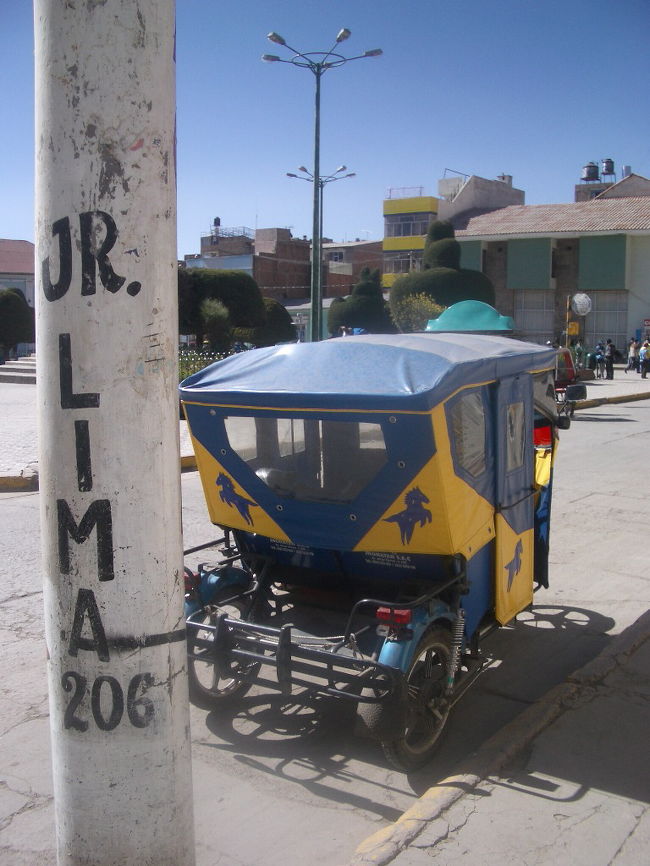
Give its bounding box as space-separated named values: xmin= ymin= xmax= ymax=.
xmin=581 ymin=162 xmax=599 ymax=182
xmin=601 ymin=158 xmax=615 ymax=176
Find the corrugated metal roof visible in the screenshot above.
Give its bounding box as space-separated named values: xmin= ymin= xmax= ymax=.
xmin=454 ymin=197 xmax=650 ymax=237
xmin=0 ymin=239 xmax=35 ymax=275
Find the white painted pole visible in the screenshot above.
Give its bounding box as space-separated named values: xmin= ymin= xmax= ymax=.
xmin=34 ymin=2 xmax=195 ymax=864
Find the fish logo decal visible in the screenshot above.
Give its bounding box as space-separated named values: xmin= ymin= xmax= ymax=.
xmin=384 ymin=487 xmax=432 ymax=545
xmin=216 ymin=472 xmax=258 ymax=525
xmin=505 ymin=539 xmax=523 ymax=590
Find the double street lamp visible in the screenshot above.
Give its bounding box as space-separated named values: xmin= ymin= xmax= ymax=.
xmin=263 ymin=29 xmax=382 ymax=341
xmin=287 ymin=165 xmax=356 ymax=333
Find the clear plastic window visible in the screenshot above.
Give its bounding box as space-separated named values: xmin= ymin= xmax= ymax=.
xmin=224 ymin=416 xmax=387 ymax=504
xmin=506 ymin=402 xmax=525 ymax=472
xmin=448 ymin=391 xmax=486 ymax=477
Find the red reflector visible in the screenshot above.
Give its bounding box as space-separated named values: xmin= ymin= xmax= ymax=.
xmin=376 ymin=607 xmax=412 ymax=625
xmin=184 ymin=568 xmax=199 ymax=593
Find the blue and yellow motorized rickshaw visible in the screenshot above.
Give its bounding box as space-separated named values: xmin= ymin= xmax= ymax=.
xmin=180 ymin=332 xmax=563 ymax=770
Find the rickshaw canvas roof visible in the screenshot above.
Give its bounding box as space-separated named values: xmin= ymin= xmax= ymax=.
xmin=179 ymin=333 xmax=557 ymax=411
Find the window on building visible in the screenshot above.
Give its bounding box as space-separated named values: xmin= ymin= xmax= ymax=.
xmin=383 ymin=251 xmax=422 ymax=274
xmin=513 ymin=290 xmax=555 ymax=343
xmin=583 ymin=291 xmax=627 ymax=349
xmin=384 ymin=213 xmax=434 ymax=238
xmin=328 ymin=251 xmax=344 ymax=262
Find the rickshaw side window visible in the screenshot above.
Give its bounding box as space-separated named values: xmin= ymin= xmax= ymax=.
xmin=447 ymin=391 xmax=487 ymax=478
xmin=533 ymin=371 xmax=557 ymax=418
xmin=506 ymin=402 xmax=525 ymax=472
xmin=225 ymin=415 xmax=387 ymax=503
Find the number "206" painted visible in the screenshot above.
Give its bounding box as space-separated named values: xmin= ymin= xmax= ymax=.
xmin=62 ymin=671 xmax=155 ymax=731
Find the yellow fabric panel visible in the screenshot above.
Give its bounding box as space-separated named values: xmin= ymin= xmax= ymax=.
xmin=355 ymin=408 xmax=494 ymax=557
xmin=430 ymin=407 xmax=495 ymax=558
xmin=354 ymin=456 xmax=454 ymax=554
xmin=534 ymin=447 xmax=553 ymax=488
xmin=494 ymin=516 xmax=534 ymax=625
xmin=383 ymin=236 xmax=426 ymax=252
xmin=189 ymin=435 xmax=291 ymax=541
xmin=383 ymin=196 xmax=439 ymax=215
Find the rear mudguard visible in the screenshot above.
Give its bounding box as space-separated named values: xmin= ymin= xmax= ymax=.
xmin=377 ymin=603 xmax=455 ymax=674
xmin=357 ymin=604 xmax=456 ymax=740
xmin=184 ymin=564 xmax=252 ymax=618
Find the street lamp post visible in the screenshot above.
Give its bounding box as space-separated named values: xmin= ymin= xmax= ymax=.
xmin=287 ymin=165 xmax=356 ymax=334
xmin=263 ymin=30 xmax=381 ymax=341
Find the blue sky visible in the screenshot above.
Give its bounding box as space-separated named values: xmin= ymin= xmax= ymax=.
xmin=2 ymin=0 xmax=649 ymax=259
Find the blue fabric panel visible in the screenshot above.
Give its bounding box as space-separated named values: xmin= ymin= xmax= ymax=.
xmin=462 ymin=542 xmax=494 ymax=638
xmin=186 ymin=404 xmax=436 ymax=551
xmin=180 ymin=333 xmax=557 ymax=412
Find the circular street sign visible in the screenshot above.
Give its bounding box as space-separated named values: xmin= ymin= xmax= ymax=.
xmin=571 ymin=293 xmax=592 ymax=316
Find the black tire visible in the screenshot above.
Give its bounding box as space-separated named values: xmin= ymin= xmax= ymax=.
xmin=381 ymin=627 xmax=452 ymax=771
xmin=187 ymin=591 xmax=259 ymax=709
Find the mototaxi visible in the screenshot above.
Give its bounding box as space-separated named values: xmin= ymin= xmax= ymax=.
xmin=180 ymin=331 xmax=563 ymax=770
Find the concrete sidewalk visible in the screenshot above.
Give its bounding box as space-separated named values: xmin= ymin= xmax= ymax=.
xmin=2 ymin=366 xmax=650 ymax=492
xmin=351 ymin=610 xmax=650 ymax=865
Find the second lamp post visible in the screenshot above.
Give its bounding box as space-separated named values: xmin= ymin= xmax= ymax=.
xmin=263 ymin=29 xmax=381 ymax=341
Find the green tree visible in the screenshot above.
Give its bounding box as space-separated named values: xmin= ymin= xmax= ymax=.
xmin=178 ymin=268 xmax=266 ymax=344
xmin=389 ymin=220 xmax=495 ymax=321
xmin=391 ymin=293 xmax=446 ymax=333
xmin=232 ymin=298 xmax=297 ymax=347
xmin=0 ymin=289 xmax=34 ymax=355
xmin=327 ymin=268 xmax=397 ymax=335
xmin=200 ymin=297 xmax=232 ymax=352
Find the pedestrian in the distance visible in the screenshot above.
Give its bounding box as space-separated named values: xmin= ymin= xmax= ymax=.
xmin=626 ymin=338 xmax=639 ymax=373
xmin=640 ymin=341 xmax=650 ymax=379
xmin=604 ymin=338 xmax=616 ymax=380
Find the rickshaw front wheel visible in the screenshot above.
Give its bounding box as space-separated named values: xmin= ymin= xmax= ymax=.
xmin=382 ymin=627 xmax=452 ymax=772
xmin=187 ymin=592 xmax=259 ymax=709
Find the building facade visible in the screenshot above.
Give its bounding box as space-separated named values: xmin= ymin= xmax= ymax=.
xmin=185 ymin=222 xmax=382 ymax=304
xmin=0 ymin=239 xmax=35 ymax=307
xmin=382 ymin=174 xmax=524 ymax=288
xmin=453 ymin=174 xmax=650 ymax=346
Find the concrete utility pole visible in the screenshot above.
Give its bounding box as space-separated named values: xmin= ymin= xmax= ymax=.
xmin=34 ymin=2 xmax=195 ymax=864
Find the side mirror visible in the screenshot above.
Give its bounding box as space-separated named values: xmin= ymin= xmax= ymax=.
xmin=557 ymin=415 xmax=571 ymax=430
xmin=565 ymin=383 xmax=587 ymax=401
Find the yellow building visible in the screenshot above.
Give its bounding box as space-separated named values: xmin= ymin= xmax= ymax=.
xmin=382 ymin=192 xmax=439 ymax=288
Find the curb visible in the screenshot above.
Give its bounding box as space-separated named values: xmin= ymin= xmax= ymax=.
xmin=350 ymin=610 xmax=650 ymax=866
xmin=577 ymin=389 xmax=650 ymax=410
xmin=0 ymin=473 xmax=39 ymax=493
xmin=0 ymin=457 xmax=198 ymax=493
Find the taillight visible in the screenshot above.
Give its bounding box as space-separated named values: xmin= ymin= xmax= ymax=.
xmin=184 ymin=567 xmax=200 ymax=595
xmin=376 ymin=607 xmax=412 ymax=625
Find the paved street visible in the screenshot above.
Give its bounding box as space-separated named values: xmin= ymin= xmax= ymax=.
xmin=0 ymin=377 xmax=649 ymax=865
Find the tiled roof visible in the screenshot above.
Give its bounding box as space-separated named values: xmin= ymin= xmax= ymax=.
xmin=453 ymin=197 xmax=650 ymax=238
xmin=0 ymin=239 xmax=35 ymax=275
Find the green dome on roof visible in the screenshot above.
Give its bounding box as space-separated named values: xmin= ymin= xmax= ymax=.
xmin=425 ymin=300 xmax=515 ymax=333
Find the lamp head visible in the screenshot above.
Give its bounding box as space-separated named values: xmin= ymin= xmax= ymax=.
xmin=267 ymin=32 xmax=286 ymax=45
xmin=262 ymin=54 xmax=281 ymax=62
xmin=364 ymin=48 xmax=383 ymax=57
xmin=336 ymin=28 xmax=351 ymax=43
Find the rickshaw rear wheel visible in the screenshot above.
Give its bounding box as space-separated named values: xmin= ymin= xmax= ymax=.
xmin=187 ymin=591 xmax=259 ymax=709
xmin=382 ymin=627 xmax=452 ymax=772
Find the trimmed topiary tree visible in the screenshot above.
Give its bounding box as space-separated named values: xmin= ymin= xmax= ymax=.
xmin=200 ymin=297 xmax=232 ymax=353
xmin=389 ymin=220 xmax=494 ymax=327
xmin=237 ymin=297 xmax=297 ymax=347
xmin=178 ymin=268 xmax=266 ymax=345
xmin=327 ymin=268 xmax=397 ymax=335
xmin=0 ymin=289 xmax=34 ymax=356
